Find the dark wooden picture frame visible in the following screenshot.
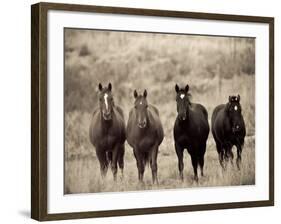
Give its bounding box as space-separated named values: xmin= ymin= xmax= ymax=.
xmin=31 ymin=2 xmax=274 ymax=221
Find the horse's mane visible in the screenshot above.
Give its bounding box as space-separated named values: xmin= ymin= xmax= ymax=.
xmin=186 ymin=93 xmax=192 ymax=105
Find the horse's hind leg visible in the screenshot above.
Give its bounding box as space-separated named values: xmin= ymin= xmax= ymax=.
xmin=118 ymin=144 xmax=125 ymax=179
xmin=236 ymin=144 xmax=242 ymax=170
xmin=191 ymin=153 xmax=199 ymax=182
xmin=198 ymin=143 xmax=206 ymax=177
xmin=215 ymin=141 xmax=225 ymax=170
xmin=150 ymin=146 xmax=159 ymax=185
xmin=96 ymin=149 xmax=108 ymax=178
xmin=175 ymin=142 xmax=184 ymax=181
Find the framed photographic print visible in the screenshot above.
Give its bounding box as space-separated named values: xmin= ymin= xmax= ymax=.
xmin=31 ymin=2 xmax=274 ymax=221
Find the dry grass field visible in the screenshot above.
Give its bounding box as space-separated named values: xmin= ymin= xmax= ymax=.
xmin=64 ymin=29 xmax=255 ymax=194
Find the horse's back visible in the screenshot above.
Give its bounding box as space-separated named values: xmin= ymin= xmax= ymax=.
xmin=211 ymin=104 xmax=230 ymax=143
xmin=113 ymin=106 xmax=126 ymax=143
xmin=89 ymin=108 xmax=101 ymax=146
xmin=126 ymin=109 xmax=137 ymax=146
xmin=115 ymin=105 xmax=125 ymax=120
xmin=211 ymin=104 xmax=225 ymax=124
xmin=149 ymin=104 xmax=160 ymax=116
xmin=192 ymin=103 xmax=209 ymax=122
xmin=211 ymin=104 xmax=226 ymax=133
xmin=148 ymin=105 xmax=164 ymax=145
xmin=190 ymin=103 xmax=209 ymax=134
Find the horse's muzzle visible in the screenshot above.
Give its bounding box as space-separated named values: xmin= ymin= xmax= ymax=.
xmin=103 ymin=112 xmax=112 ymax=120
xmin=138 ymin=121 xmax=147 ymax=129
xmin=179 ymin=115 xmax=187 ymax=121
xmin=232 ymin=125 xmax=240 ymax=133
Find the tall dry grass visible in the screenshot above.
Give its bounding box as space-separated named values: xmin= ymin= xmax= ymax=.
xmin=64 ymin=29 xmax=255 ymax=194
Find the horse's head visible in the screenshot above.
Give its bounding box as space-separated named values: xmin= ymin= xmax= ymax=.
xmin=226 ymin=95 xmax=242 ymax=133
xmin=98 ymin=83 xmax=114 ymax=121
xmin=175 ymin=84 xmax=191 ymax=121
xmin=134 ymin=89 xmax=148 ymax=129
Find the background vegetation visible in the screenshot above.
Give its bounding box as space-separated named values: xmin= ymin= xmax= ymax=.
xmin=64 ymin=29 xmax=255 ymax=194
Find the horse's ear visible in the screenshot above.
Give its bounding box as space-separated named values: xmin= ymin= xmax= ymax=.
xmin=134 ymin=90 xmax=138 ymax=98
xmin=237 ymin=94 xmax=240 ymax=102
xmin=175 ymin=84 xmax=179 ymax=93
xmin=229 ymin=96 xmax=231 ymax=102
xmin=108 ymin=83 xmax=112 ymax=91
xmin=98 ymin=83 xmax=103 ymax=91
xmin=143 ymin=89 xmax=147 ymax=98
xmin=185 ymin=84 xmax=189 ymax=93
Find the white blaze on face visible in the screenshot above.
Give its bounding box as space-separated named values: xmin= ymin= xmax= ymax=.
xmin=104 ymin=93 xmax=109 ymax=110
xmin=140 ymin=101 xmax=142 ymax=105
xmin=234 ymin=105 xmax=238 ymax=111
xmin=180 ymin=94 xmax=185 ymax=99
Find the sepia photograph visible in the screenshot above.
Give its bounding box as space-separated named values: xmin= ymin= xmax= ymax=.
xmin=64 ymin=28 xmax=255 ymax=194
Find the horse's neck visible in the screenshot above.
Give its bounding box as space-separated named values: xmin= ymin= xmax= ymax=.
xmin=146 ymin=110 xmax=155 ymax=127
xmin=178 ymin=117 xmax=189 ymax=127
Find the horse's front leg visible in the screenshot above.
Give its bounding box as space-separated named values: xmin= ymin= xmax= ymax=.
xmin=96 ymin=148 xmax=108 ymax=178
xmin=111 ymin=144 xmax=119 ymax=181
xmin=118 ymin=144 xmax=125 ymax=180
xmin=150 ymin=145 xmax=159 ymax=185
xmin=236 ymin=144 xmax=242 ymax=170
xmin=175 ymin=142 xmax=184 ymax=181
xmin=134 ymin=148 xmax=145 ymax=183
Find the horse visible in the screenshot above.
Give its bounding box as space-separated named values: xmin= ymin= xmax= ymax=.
xmin=211 ymin=95 xmax=246 ymax=170
xmin=89 ymin=83 xmax=126 ymax=180
xmin=173 ymin=84 xmax=209 ymax=182
xmin=126 ymin=89 xmax=164 ymax=184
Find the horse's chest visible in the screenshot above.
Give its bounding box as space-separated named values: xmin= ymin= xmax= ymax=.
xmin=176 ymin=134 xmax=191 ymax=147
xmin=98 ymin=134 xmax=118 ymax=149
xmin=134 ymin=130 xmax=157 ymax=151
xmin=138 ymin=137 xmax=155 ymax=151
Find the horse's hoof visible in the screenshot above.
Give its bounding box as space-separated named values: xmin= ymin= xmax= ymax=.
xmin=153 ymin=179 xmax=159 ymax=186
xmin=139 ymin=180 xmax=145 ymax=185
xmin=179 ymin=173 xmax=184 ymax=181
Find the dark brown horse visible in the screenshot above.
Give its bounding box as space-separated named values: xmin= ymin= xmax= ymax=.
xmin=126 ymin=90 xmax=164 ymax=184
xmin=211 ymin=95 xmax=246 ymax=170
xmin=173 ymin=84 xmax=209 ymax=182
xmin=89 ymin=83 xmax=126 ymax=180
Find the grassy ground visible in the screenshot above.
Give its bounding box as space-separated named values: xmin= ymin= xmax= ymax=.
xmin=64 ymin=29 xmax=255 ymax=194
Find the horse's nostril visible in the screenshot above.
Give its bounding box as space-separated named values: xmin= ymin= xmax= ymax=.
xmin=104 ymin=111 xmax=110 ymax=116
